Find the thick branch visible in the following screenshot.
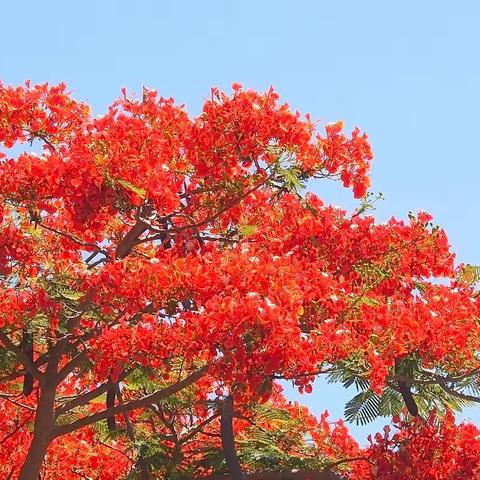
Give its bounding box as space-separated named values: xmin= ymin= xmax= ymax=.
xmin=397 ymin=380 xmax=419 ymax=417
xmin=55 ymin=369 xmax=131 ymax=418
xmin=56 ymin=351 xmax=88 ymax=383
xmin=115 ymin=384 xmax=135 ymax=440
xmin=21 ymin=329 xmax=34 ymax=396
xmin=116 ymin=218 xmax=149 ymax=259
xmin=394 ymin=359 xmax=419 ymax=417
xmin=53 ymin=365 xmax=208 ymax=437
xmin=106 ymin=379 xmax=118 ymax=432
xmin=0 ymin=331 xmax=40 ymax=380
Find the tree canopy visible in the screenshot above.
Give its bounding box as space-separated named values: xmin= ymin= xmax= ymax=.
xmin=0 ymin=80 xmax=479 ymax=479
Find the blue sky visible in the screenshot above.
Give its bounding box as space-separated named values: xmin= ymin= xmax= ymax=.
xmin=2 ymin=0 xmax=480 ymax=440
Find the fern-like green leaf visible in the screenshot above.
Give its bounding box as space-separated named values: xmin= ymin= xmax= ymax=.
xmin=344 ymin=390 xmax=381 ymax=425
xmin=378 ymin=387 xmax=404 ymax=417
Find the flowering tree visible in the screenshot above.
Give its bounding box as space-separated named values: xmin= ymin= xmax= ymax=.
xmin=0 ymin=80 xmax=479 ymax=479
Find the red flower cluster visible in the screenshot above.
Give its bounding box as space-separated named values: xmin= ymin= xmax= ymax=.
xmin=366 ymin=412 xmax=480 ymax=479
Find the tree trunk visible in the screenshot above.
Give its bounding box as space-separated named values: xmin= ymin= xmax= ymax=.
xmin=18 ymin=387 xmax=56 ymax=480
xmin=220 ymin=396 xmax=243 ymax=480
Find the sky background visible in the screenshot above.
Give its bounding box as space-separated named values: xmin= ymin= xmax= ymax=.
xmin=2 ymin=0 xmax=480 ymax=441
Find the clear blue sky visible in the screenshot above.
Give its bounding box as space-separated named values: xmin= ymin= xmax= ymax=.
xmin=2 ymin=0 xmax=480 ymax=440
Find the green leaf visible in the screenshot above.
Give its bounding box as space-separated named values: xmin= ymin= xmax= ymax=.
xmin=460 ymin=375 xmax=480 ymax=396
xmin=413 ymin=281 xmax=428 ymax=294
xmin=28 ymin=314 xmax=51 ymax=332
xmin=117 ymin=179 xmax=147 ymax=199
xmin=344 ymin=390 xmax=381 ymax=425
xmin=275 ymin=165 xmax=305 ymax=192
xmin=47 ymin=283 xmax=84 ymax=302
xmin=378 ymin=387 xmax=404 ymax=417
xmin=238 ymin=224 xmax=258 ymax=237
xmin=458 ymin=264 xmax=480 ymax=286
xmin=356 ymin=296 xmax=380 ymax=307
xmin=58 ymin=289 xmax=83 ymax=301
xmin=253 ymin=403 xmax=292 ymax=423
xmin=326 ymin=356 xmax=370 ymax=389
xmin=90 ymin=392 xmax=107 ymax=404
xmin=55 ymin=411 xmax=79 ymax=426
xmin=0 ymin=347 xmax=16 ymax=371
xmin=352 ymin=191 xmax=384 ymax=216
xmin=343 ymin=375 xmax=370 ymax=392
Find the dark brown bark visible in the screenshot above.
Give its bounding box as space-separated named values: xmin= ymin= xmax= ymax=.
xmin=220 ymin=396 xmax=243 ymax=480
xmin=106 ymin=380 xmax=117 ymax=431
xmin=115 ymin=206 xmax=152 ymax=259
xmin=394 ymin=359 xmax=419 ymax=417
xmin=116 ymin=385 xmax=151 ymax=480
xmin=115 ymin=219 xmax=148 ymax=259
xmin=18 ymin=387 xmax=56 ymax=480
xmin=397 ymin=380 xmax=419 ymax=417
xmin=0 ymin=331 xmax=39 ymax=384
xmin=21 ymin=328 xmax=34 ymax=396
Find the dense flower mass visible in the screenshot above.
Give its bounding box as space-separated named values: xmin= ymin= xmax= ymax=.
xmin=0 ymin=80 xmax=479 ymax=479
xmin=366 ymin=412 xmax=480 ymax=479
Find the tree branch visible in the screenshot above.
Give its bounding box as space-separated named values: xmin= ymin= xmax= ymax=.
xmin=56 ymin=350 xmax=88 ymax=384
xmin=180 ymin=411 xmax=221 ymax=445
xmin=0 ymin=331 xmax=40 ymax=380
xmin=53 ymin=365 xmax=208 ymax=437
xmin=397 ymin=380 xmax=419 ymax=417
xmin=115 ymin=206 xmax=153 ymax=259
xmin=54 ymin=369 xmax=131 ymax=418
